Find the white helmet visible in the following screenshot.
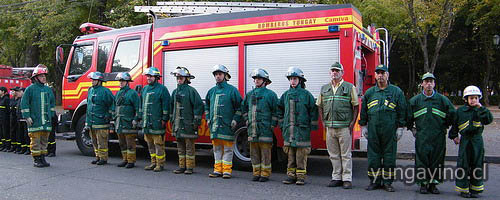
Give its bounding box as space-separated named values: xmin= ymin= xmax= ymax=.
xmin=463 ymin=85 xmax=482 ymax=99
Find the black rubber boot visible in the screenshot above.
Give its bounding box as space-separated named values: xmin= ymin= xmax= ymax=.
xmin=117 ymin=161 xmax=128 ymax=167
xmin=18 ymin=147 xmax=27 ymax=154
xmin=40 ymin=155 xmax=50 ymax=167
xmin=33 ymin=156 xmax=44 ymax=168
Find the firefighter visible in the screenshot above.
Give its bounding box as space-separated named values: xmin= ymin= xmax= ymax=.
xmin=84 ymin=71 xmax=115 ymax=165
xmin=359 ymin=64 xmax=407 ymax=192
xmin=13 ymin=87 xmax=29 ymax=155
xmin=140 ymin=67 xmax=171 ymax=172
xmin=170 ymin=67 xmax=204 ymax=175
xmin=20 ymin=64 xmax=56 ymax=167
xmin=206 ymin=64 xmax=242 ymax=179
xmin=407 ymin=72 xmax=455 ymax=194
xmin=113 ymin=72 xmax=141 ymax=168
xmin=0 ymin=86 xmax=10 ymax=152
xmin=449 ymin=86 xmax=493 ymax=198
xmin=242 ymin=68 xmax=278 ymax=182
xmin=278 ymin=67 xmax=319 ymax=186
xmin=9 ymin=87 xmax=24 ymax=153
xmin=316 ymin=62 xmax=359 ymax=189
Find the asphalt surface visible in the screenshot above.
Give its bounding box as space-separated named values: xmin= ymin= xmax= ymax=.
xmin=1 ymin=139 xmax=499 ymax=200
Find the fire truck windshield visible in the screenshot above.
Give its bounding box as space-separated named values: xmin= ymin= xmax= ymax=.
xmin=69 ymin=43 xmax=94 ymax=77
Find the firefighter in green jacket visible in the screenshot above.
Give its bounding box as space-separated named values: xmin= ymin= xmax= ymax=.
xmin=141 ymin=67 xmax=171 ymax=172
xmin=449 ymin=86 xmax=493 ymax=198
xmin=170 ymin=67 xmax=204 ymax=175
xmin=242 ymin=68 xmax=279 ymax=182
xmin=407 ymin=72 xmax=455 ymax=194
xmin=206 ymin=64 xmax=242 ymax=179
xmin=113 ymin=72 xmax=140 ymax=168
xmin=85 ymin=71 xmax=114 ymax=165
xmin=359 ymin=64 xmax=407 ymax=192
xmin=20 ymin=64 xmax=56 ymax=167
xmin=278 ymin=67 xmax=319 ymax=186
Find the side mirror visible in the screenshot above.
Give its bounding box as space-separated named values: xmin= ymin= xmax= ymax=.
xmin=135 ymin=85 xmax=143 ymax=95
xmin=56 ymin=46 xmax=64 ymax=65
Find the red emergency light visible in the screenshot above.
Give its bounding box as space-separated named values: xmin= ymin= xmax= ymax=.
xmin=79 ymin=23 xmax=114 ymax=34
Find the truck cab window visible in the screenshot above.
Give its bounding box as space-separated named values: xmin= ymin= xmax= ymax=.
xmin=97 ymin=41 xmax=112 ymax=73
xmin=69 ymin=43 xmax=94 ymax=76
xmin=112 ymin=39 xmax=140 ymax=72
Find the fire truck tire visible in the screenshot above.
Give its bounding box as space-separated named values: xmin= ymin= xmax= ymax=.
xmin=75 ymin=114 xmax=94 ymax=156
xmin=233 ymin=126 xmax=252 ymax=170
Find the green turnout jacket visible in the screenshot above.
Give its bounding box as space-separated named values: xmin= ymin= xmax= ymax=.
xmin=277 ymin=85 xmax=319 ymax=147
xmin=140 ymin=82 xmax=171 ymax=135
xmin=448 ymin=106 xmax=493 ymax=140
xmin=242 ymin=86 xmax=279 ymax=143
xmin=86 ymin=85 xmax=115 ymax=129
xmin=205 ymin=81 xmax=242 ymax=141
xmin=20 ymin=82 xmax=56 ymax=133
xmin=113 ymin=86 xmax=141 ymax=134
xmin=170 ymin=83 xmax=204 ymax=139
xmin=359 ymin=84 xmax=407 ymax=130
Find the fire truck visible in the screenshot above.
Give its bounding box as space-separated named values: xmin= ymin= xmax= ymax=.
xmin=56 ymin=4 xmax=383 ymax=168
xmin=0 ymin=65 xmax=32 ymax=95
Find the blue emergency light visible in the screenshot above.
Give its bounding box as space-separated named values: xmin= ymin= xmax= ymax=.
xmin=162 ymin=40 xmax=170 ymax=46
xmin=328 ymin=25 xmax=339 ymax=33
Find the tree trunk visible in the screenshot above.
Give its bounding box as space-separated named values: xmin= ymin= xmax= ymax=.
xmin=24 ymin=34 xmax=40 ymax=67
xmin=482 ymin=48 xmax=493 ymax=106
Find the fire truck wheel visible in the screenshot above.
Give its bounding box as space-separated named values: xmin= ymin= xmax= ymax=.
xmin=233 ymin=126 xmax=252 ymax=170
xmin=75 ymin=114 xmax=95 ymax=156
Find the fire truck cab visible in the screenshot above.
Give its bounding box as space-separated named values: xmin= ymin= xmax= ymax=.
xmin=57 ymin=4 xmax=382 ymax=168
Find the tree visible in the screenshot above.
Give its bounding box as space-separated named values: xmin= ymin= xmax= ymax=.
xmin=405 ymin=0 xmax=465 ymax=73
xmin=467 ymin=0 xmax=500 ymax=105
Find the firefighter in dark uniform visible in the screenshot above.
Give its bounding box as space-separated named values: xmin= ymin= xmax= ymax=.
xmin=242 ymin=68 xmax=279 ymax=182
xmin=0 ymin=87 xmax=10 ymax=152
xmin=206 ymin=64 xmax=243 ymax=179
xmin=278 ymin=67 xmax=319 ymax=185
xmin=449 ymin=86 xmax=493 ymax=198
xmin=407 ymin=73 xmax=455 ymax=194
xmin=140 ymin=67 xmax=171 ymax=172
xmin=9 ymin=87 xmax=23 ymax=153
xmin=13 ymin=87 xmax=30 ymax=155
xmin=85 ymin=71 xmax=115 ymax=165
xmin=170 ymin=67 xmax=204 ymax=175
xmin=47 ymin=87 xmax=58 ymax=157
xmin=113 ymin=72 xmax=141 ymax=168
xmin=359 ymin=64 xmax=407 ymax=192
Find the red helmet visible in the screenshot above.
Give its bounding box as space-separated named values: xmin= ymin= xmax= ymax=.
xmin=32 ymin=64 xmax=48 ymax=78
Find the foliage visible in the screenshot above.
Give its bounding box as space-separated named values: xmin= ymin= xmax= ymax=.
xmin=0 ymin=0 xmax=499 ymax=105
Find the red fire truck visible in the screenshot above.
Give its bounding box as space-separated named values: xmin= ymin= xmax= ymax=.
xmin=57 ymin=4 xmax=382 ymax=167
xmin=0 ymin=65 xmax=32 ymax=95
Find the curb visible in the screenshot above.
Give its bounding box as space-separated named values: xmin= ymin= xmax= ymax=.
xmin=353 ymin=151 xmax=500 ymax=164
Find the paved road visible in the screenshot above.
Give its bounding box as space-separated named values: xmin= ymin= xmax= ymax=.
xmin=0 ymin=139 xmax=499 ymax=200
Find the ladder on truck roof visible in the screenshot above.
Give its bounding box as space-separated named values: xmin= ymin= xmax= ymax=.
xmin=134 ymin=1 xmax=324 ymax=16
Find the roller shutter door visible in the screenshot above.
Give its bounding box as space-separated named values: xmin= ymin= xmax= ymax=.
xmin=245 ymin=39 xmax=340 ymax=98
xmin=163 ymin=46 xmax=239 ymax=98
